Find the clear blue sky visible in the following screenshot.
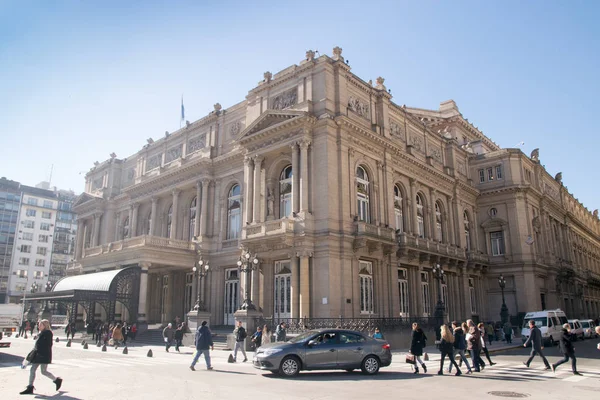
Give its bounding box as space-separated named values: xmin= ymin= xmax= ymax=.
xmin=1 ymin=1 xmax=598 ymax=211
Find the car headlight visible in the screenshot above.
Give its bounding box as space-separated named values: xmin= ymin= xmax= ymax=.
xmin=261 ymin=348 xmax=284 ymax=356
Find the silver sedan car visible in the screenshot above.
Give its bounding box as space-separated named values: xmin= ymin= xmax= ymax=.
xmin=253 ymin=329 xmax=392 ymax=377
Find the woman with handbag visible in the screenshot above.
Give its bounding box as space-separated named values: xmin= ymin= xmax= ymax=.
xmin=409 ymin=322 xmax=428 ymax=374
xmin=20 ymin=319 xmax=63 ymax=395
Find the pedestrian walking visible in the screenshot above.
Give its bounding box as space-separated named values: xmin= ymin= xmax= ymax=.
xmin=231 ymin=320 xmax=248 ymax=362
xmin=163 ymin=323 xmax=174 ymax=352
xmin=503 ymin=322 xmax=513 ymax=344
xmin=19 ymin=319 xmax=63 ymax=395
xmin=438 ymin=324 xmax=461 ymax=376
xmin=275 ymin=322 xmax=287 ymax=342
xmin=373 ymin=327 xmax=384 ymax=339
xmin=190 ymin=321 xmax=213 ymax=371
xmin=466 ymin=319 xmax=485 ymax=372
xmin=409 ymin=322 xmax=428 ymax=374
xmin=478 ymin=323 xmax=496 ymax=366
xmin=130 ymin=323 xmax=137 ymax=341
xmin=485 ymin=323 xmax=494 ymax=345
xmin=552 ymin=323 xmax=581 ymax=375
xmin=523 ymin=320 xmax=551 ymax=370
xmin=175 ymin=323 xmax=185 ymax=352
xmin=111 ymin=323 xmax=124 ymax=348
xmin=449 ymin=321 xmax=471 ymax=374
xmin=262 ymin=324 xmax=272 ymax=345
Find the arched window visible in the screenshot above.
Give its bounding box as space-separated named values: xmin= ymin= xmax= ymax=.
xmin=394 ymin=185 xmax=404 ymax=233
xmin=463 ymin=211 xmax=471 ymax=251
xmin=279 ymin=165 xmax=292 ymax=218
xmin=123 ymin=217 xmax=130 ymax=239
xmin=166 ymin=205 xmax=173 ymax=238
xmin=189 ymin=197 xmax=197 ymax=241
xmin=227 ymin=184 xmax=242 ymax=240
xmin=435 ymin=202 xmax=443 ymax=242
xmin=416 ymin=194 xmax=425 ymax=238
xmin=356 ymin=166 xmax=370 ymax=223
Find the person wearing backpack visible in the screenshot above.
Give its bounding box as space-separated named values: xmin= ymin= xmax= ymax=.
xmin=232 ymin=320 xmax=247 ymax=362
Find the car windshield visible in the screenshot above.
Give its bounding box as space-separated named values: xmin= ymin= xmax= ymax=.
xmin=523 ymin=317 xmax=546 ymax=328
xmin=580 ymin=321 xmax=589 ymax=328
xmin=288 ymin=330 xmax=319 ymax=344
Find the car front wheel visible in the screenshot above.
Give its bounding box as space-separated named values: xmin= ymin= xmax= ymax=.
xmin=279 ymin=356 xmax=301 ymax=377
xmin=361 ymin=355 xmax=380 ymax=375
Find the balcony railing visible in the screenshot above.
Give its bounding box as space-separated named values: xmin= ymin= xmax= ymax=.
xmin=397 ymin=233 xmax=467 ymax=259
xmin=242 ymin=218 xmax=295 ymax=239
xmin=82 ymin=235 xmax=194 ymax=258
xmin=355 ymin=221 xmax=395 ymax=241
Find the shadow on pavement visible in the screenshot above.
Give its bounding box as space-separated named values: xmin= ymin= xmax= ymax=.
xmin=261 ymin=371 xmax=429 ymax=381
xmin=0 ymin=352 xmax=23 ymax=367
xmin=210 ymin=369 xmax=256 ymax=375
xmin=34 ymin=391 xmax=83 ymax=400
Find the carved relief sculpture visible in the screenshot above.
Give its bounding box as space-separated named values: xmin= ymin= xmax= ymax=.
xmin=305 ymin=50 xmax=315 ymax=61
xmin=272 ymin=88 xmax=297 ymax=110
xmin=187 ymin=135 xmax=206 ymax=153
xmin=92 ymin=177 xmax=103 ymax=190
xmin=230 ymin=121 xmax=242 ymax=137
xmin=124 ymin=168 xmax=135 ymax=185
xmin=165 ymin=144 xmax=182 ymax=163
xmin=267 ymin=187 xmax=275 ymax=216
xmin=146 ymin=153 xmax=162 ymax=171
xmin=389 ymin=120 xmax=404 ymax=139
xmin=409 ymin=135 xmax=423 ymax=152
xmin=457 ymin=161 xmax=467 ymax=176
xmin=431 ymin=148 xmax=442 ymax=163
xmin=530 ymin=148 xmax=540 ymax=161
xmin=348 ymin=96 xmax=370 ymax=119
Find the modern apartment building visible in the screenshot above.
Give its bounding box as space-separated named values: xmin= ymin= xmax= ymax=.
xmin=0 ymin=178 xmax=22 ymax=303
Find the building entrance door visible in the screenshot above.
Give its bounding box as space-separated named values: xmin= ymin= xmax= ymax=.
xmin=224 ymin=269 xmax=239 ymax=326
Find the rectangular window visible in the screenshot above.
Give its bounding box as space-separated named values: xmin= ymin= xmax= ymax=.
xmin=478 ymin=169 xmax=485 ymax=183
xmin=184 ymin=272 xmax=194 ymax=312
xmin=27 ymin=198 xmax=38 ymax=206
xmin=43 ymin=200 xmax=53 ymax=208
xmin=16 ymin=270 xmax=27 ymax=278
xmin=23 ymin=220 xmax=35 ymax=229
xmin=421 ymin=272 xmax=430 ymax=316
xmin=491 ymin=231 xmax=505 ymax=256
xmin=19 ymin=257 xmax=30 ymax=265
xmin=40 ymin=223 xmax=51 ymax=231
xmin=26 ymin=209 xmax=36 ymax=217
xmin=487 ymin=167 xmax=494 ymax=181
xmin=35 ymin=259 xmax=45 ymax=267
xmin=495 ymin=165 xmax=503 ymax=180
xmin=359 ymin=260 xmax=374 ymax=314
xmin=469 ymin=278 xmax=477 ymax=314
xmin=36 ymin=247 xmax=47 ymax=256
xmin=20 ymin=245 xmax=31 ymax=253
xmin=38 ymin=234 xmax=49 ymax=243
xmin=34 ymin=270 xmax=44 ymax=279
xmin=23 ymin=232 xmax=34 ymax=241
xmin=42 ymin=211 xmax=52 ymax=219
xmin=398 ymin=268 xmax=409 ymax=316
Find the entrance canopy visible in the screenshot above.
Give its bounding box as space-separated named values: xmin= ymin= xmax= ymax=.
xmin=24 ymin=266 xmax=141 ymax=323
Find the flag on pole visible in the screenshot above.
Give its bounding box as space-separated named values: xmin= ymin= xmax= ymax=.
xmin=181 ymin=96 xmax=185 ymax=122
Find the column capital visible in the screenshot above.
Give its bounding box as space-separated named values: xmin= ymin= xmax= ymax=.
xmin=409 ymin=177 xmax=417 ymax=187
xmin=244 ymin=155 xmax=254 ymax=166
xmin=299 ymin=140 xmax=311 ymax=149
xmin=139 ymin=262 xmax=151 ymax=270
xmin=93 ymin=211 xmax=103 ymax=219
xmin=253 ymin=155 xmax=264 ymax=166
xmin=172 ymin=188 xmax=181 ymax=197
xmin=151 ymin=196 xmax=158 ymax=204
xmin=130 ymin=202 xmax=140 ymax=210
xmin=376 ymin=160 xmax=384 ymax=169
xmin=290 ymin=142 xmax=299 ymax=150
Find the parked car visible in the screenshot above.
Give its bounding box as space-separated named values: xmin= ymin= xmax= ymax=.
xmin=567 ymin=319 xmax=585 ymax=341
xmin=253 ymin=328 xmax=392 ymax=377
xmin=521 ymin=309 xmax=568 ymax=346
xmin=580 ymin=319 xmax=597 ymax=339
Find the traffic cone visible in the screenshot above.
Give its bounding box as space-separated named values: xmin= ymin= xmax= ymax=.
xmin=423 ymin=352 xmax=429 ymax=361
xmin=55 ymin=337 xmax=59 ymax=343
xmin=81 ymin=340 xmax=86 ymax=346
xmin=147 ymin=349 xmax=153 ymax=357
xmin=96 ymin=342 xmax=101 ymax=347
xmin=66 ymin=339 xmax=71 ymax=347
xmin=101 ymin=344 xmax=107 ymax=352
xmin=83 ymin=343 xmax=88 ymax=349
xmin=122 ymin=347 xmax=128 ymax=354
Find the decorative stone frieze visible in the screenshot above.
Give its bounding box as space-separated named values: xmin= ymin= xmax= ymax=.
xmin=348 ymin=96 xmax=370 ymax=119
xmin=146 ymin=153 xmax=162 ymax=171
xmin=187 ymin=135 xmax=206 ymax=153
xmin=272 ymin=88 xmax=297 ymax=110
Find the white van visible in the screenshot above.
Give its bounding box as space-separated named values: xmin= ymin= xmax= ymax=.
xmin=521 ymin=309 xmax=568 ymax=346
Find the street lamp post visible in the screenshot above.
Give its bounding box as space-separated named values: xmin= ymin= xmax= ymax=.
xmin=192 ymin=259 xmax=210 ymax=312
xmin=237 ymin=249 xmax=259 ymax=311
xmin=432 ymin=263 xmax=445 ymax=339
xmin=498 ymin=274 xmax=509 ymax=324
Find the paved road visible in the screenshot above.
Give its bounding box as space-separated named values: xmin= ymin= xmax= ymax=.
xmin=1 ymin=335 xmax=599 ymax=399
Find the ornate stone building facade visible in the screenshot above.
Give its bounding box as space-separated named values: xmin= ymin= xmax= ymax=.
xmin=70 ymin=47 xmax=600 ymax=326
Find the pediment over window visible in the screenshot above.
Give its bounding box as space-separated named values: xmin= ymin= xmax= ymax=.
xmin=73 ymin=193 xmax=103 ymax=208
xmin=480 ymin=217 xmax=508 ymax=229
xmin=237 ymin=110 xmax=308 ymax=141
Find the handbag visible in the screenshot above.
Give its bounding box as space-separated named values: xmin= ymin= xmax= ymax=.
xmin=405 ymin=353 xmax=416 ymax=364
xmin=26 ymin=349 xmax=36 ymax=362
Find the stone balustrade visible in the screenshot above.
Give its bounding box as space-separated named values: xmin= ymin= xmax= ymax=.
xmin=82 ymin=235 xmax=194 ymax=258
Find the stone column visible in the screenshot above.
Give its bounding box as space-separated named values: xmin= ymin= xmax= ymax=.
xmin=194 ymin=181 xmax=202 ymax=237
xmin=93 ymin=213 xmax=102 ymax=246
xmin=291 ymin=143 xmax=299 ymax=214
xmin=299 ymin=254 xmax=311 ymax=318
xmin=253 ymin=156 xmax=263 ymax=223
xmin=75 ymin=219 xmax=84 ymax=259
xmin=429 ymin=188 xmax=437 ymax=240
xmin=171 ymin=189 xmax=180 ymax=240
xmin=461 ymin=266 xmax=471 ymax=320
xmin=138 ymin=263 xmax=150 ymax=323
xmin=377 ymin=161 xmax=386 ymax=225
xmin=446 ymin=195 xmax=456 ymax=245
xmin=244 ymin=156 xmax=254 ymax=224
xmin=299 ymin=141 xmax=310 ymax=214
xmin=472 ymin=206 xmax=480 ymax=252
xmin=200 ymin=179 xmax=210 ymax=236
xmin=149 ymin=197 xmax=158 ymax=236
xmin=291 ymin=253 xmax=300 ymax=318
xmin=251 ymin=267 xmax=260 ymax=308
xmin=410 ymin=178 xmax=419 ymax=235
xmin=130 ymin=203 xmax=139 ymax=237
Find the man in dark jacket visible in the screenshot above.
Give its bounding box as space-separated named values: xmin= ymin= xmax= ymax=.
xmin=232 ymin=320 xmax=248 ymax=362
xmin=523 ymin=320 xmax=551 ymax=370
xmin=190 ymin=321 xmax=213 ymax=371
xmin=275 ymin=322 xmax=287 ymax=342
xmin=552 ymin=323 xmax=581 ymax=375
xmin=467 ymin=319 xmax=484 ymax=372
